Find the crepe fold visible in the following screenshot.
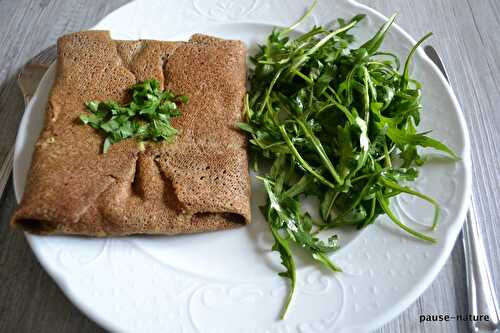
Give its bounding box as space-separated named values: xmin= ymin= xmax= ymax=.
xmin=11 ymin=31 xmax=251 ymax=236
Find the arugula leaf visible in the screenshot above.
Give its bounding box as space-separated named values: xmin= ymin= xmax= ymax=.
xmin=360 ymin=13 xmax=397 ymax=55
xmin=270 ymin=226 xmax=296 ymax=319
xmin=79 ymin=79 xmax=187 ymax=153
xmin=386 ymin=127 xmax=459 ymax=160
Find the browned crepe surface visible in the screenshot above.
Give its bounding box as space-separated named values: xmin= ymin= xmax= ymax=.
xmin=11 ymin=31 xmax=250 ymax=236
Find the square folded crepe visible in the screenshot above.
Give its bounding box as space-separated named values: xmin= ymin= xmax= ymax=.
xmin=11 ymin=31 xmax=251 ymax=236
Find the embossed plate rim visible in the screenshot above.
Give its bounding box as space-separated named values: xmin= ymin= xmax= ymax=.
xmin=13 ymin=0 xmax=471 ymax=332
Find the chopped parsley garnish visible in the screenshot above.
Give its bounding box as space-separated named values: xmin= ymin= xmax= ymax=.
xmin=80 ymin=79 xmax=187 ymax=153
xmin=239 ymin=1 xmax=459 ymax=318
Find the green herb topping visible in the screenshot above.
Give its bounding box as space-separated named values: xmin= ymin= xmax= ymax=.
xmin=80 ymin=79 xmax=188 ymax=153
xmin=239 ymin=1 xmax=458 ymax=318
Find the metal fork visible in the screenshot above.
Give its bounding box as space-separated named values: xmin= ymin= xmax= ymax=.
xmin=424 ymin=45 xmax=500 ymax=333
xmin=0 ymin=45 xmax=56 ymax=198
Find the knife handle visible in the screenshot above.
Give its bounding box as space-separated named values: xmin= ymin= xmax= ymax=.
xmin=424 ymin=45 xmax=500 ymax=332
xmin=462 ymin=200 xmax=500 ymax=332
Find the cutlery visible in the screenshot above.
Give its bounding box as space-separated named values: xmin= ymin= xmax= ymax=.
xmin=0 ymin=45 xmax=56 ymax=198
xmin=424 ymin=45 xmax=500 ymax=333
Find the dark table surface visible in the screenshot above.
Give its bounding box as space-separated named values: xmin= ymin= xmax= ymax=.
xmin=1 ymin=0 xmax=499 ymax=332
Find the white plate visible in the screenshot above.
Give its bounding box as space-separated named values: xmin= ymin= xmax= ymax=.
xmin=13 ymin=0 xmax=471 ymax=332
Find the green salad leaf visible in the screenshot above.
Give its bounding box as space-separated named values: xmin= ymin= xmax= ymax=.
xmin=241 ymin=0 xmax=458 ymax=318
xmin=80 ymin=79 xmax=187 ymax=153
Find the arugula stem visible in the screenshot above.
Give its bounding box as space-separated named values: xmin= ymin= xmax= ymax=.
xmin=296 ymin=120 xmax=343 ymax=184
xmin=291 ymin=20 xmax=359 ymax=71
xmin=258 ymin=68 xmax=284 ymax=115
xmin=313 ymin=252 xmax=342 ymax=272
xmin=383 ymin=140 xmax=392 ymax=168
xmin=256 ymin=175 xmax=273 ymax=183
xmin=280 ymin=0 xmax=318 ymax=36
xmin=379 ymin=177 xmax=440 ymax=230
xmin=362 ymin=65 xmax=371 ymax=124
xmin=364 ymin=197 xmax=377 ymax=227
xmin=372 ymin=51 xmax=401 ymax=69
xmin=292 ymin=69 xmax=314 ymax=84
xmin=296 ymin=26 xmax=327 ymax=43
xmin=333 ymin=173 xmax=379 ymax=224
xmin=345 ymin=65 xmax=357 ymax=106
xmin=350 ymin=173 xmax=373 ymax=183
xmin=270 ymin=226 xmax=296 ymax=319
xmin=244 ymin=93 xmax=252 ymax=120
xmin=278 ymin=125 xmax=336 ymax=189
xmin=320 ymin=92 xmax=355 ymax=123
xmin=402 ymin=32 xmax=433 ymax=89
xmin=308 ymin=21 xmax=358 ymax=55
xmin=327 ymin=86 xmax=343 ymax=103
xmin=324 ymin=191 xmax=339 ymax=222
xmin=376 ymin=191 xmax=436 ymax=242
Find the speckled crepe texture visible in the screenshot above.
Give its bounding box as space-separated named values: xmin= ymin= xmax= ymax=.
xmin=12 ymin=31 xmax=250 ymax=236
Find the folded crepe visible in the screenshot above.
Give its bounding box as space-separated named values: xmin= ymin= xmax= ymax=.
xmin=11 ymin=31 xmax=251 ymax=236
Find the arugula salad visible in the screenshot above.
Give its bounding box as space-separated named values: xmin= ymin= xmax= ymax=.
xmin=238 ymin=2 xmax=458 ymax=318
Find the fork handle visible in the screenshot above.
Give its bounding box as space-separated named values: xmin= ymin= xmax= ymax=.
xmin=462 ymin=200 xmax=500 ymax=332
xmin=0 ymin=92 xmax=33 ymax=199
xmin=0 ymin=145 xmax=14 ymax=198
